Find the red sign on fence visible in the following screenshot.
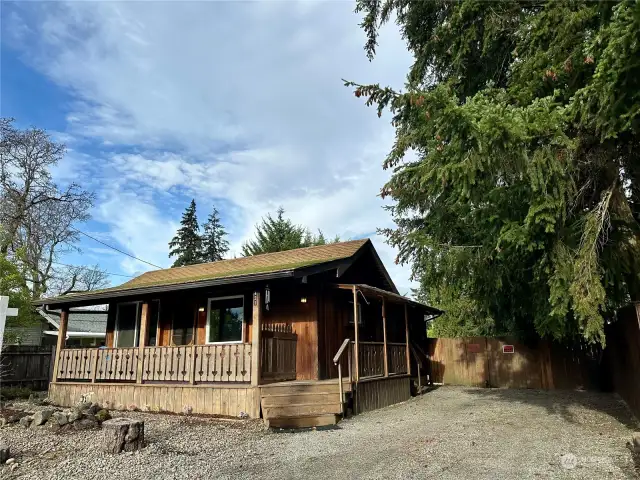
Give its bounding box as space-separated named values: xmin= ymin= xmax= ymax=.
xmin=503 ymin=345 xmax=515 ymax=354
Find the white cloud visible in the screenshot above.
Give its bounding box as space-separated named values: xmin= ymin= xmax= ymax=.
xmin=5 ymin=1 xmax=418 ymax=293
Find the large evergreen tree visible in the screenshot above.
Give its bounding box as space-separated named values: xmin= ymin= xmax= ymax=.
xmin=242 ymin=207 xmax=335 ymax=256
xmin=349 ymin=0 xmax=640 ymax=343
xmin=200 ymin=207 xmax=229 ymax=262
xmin=169 ymin=199 xmax=202 ymax=267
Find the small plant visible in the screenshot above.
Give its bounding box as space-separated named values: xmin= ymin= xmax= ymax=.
xmin=0 ymin=387 xmax=33 ymax=401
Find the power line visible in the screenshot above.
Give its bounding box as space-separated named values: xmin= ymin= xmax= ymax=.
xmin=50 ymin=260 xmax=135 ymax=278
xmin=69 ymin=227 xmax=163 ymax=269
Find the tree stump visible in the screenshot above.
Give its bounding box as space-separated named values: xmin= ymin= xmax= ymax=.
xmin=102 ymin=418 xmax=145 ymax=454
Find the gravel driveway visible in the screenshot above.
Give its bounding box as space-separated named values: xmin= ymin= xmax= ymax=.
xmin=1 ymin=386 xmax=638 ymax=479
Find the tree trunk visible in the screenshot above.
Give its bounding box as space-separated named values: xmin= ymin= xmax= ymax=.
xmin=102 ymin=418 xmax=144 ymax=454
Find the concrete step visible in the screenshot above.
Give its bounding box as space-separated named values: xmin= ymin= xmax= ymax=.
xmin=265 ymin=414 xmax=339 ymax=429
xmin=262 ymin=403 xmax=343 ymax=418
xmin=261 ymin=392 xmax=341 ymax=407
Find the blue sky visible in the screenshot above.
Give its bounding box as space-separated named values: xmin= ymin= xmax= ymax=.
xmin=1 ymin=1 xmax=416 ymax=293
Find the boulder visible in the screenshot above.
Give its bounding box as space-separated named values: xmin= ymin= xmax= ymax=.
xmin=0 ymin=418 xmax=7 ymax=428
xmin=31 ymin=409 xmax=54 ymax=427
xmin=73 ymin=416 xmax=99 ymax=431
xmin=52 ymin=411 xmax=69 ymax=426
xmin=95 ymin=409 xmax=111 ymax=423
xmin=19 ymin=416 xmax=32 ymax=428
xmin=0 ymin=444 xmax=9 ymax=463
xmin=102 ymin=418 xmax=144 ymax=454
xmin=68 ymin=408 xmax=83 ymax=423
xmin=85 ymin=403 xmax=101 ymax=415
xmin=632 ymin=433 xmax=640 ymax=453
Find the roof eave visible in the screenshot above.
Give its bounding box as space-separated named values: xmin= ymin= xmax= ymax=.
xmin=35 ymin=269 xmax=297 ymax=307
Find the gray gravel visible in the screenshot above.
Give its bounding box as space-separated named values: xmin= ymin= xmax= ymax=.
xmin=1 ymin=386 xmax=638 ymax=479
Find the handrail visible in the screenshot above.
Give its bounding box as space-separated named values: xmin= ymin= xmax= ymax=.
xmin=333 ymin=338 xmax=351 ymax=416
xmin=410 ymin=344 xmax=426 ymax=393
xmin=333 ymin=338 xmax=351 ymax=364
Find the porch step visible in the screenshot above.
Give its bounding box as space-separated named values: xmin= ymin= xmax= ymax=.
xmin=260 ymin=380 xmax=350 ymax=428
xmin=263 ymin=403 xmax=343 ymax=418
xmin=265 ymin=414 xmax=339 ymax=429
xmin=260 ymin=382 xmax=350 ymax=396
xmin=261 ymin=393 xmax=339 ymax=407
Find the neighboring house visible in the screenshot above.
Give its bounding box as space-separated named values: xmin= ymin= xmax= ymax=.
xmin=4 ymin=308 xmax=107 ymax=347
xmin=38 ymin=308 xmax=108 ymax=347
xmin=34 ymin=239 xmax=441 ymax=427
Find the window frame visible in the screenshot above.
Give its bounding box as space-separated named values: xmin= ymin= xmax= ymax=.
xmin=114 ymin=301 xmax=141 ymax=348
xmin=347 ymin=301 xmax=363 ymax=325
xmin=205 ymin=295 xmax=245 ymax=345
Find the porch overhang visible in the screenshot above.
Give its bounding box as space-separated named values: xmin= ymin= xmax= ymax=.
xmin=334 ymin=284 xmax=443 ymax=317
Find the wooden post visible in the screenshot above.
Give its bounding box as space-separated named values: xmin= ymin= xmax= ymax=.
xmin=52 ymin=307 xmax=69 ymax=382
xmin=90 ymin=348 xmax=99 ymax=383
xmin=404 ymin=303 xmax=411 ymax=376
xmin=251 ymin=290 xmax=262 ymax=386
xmin=136 ymin=302 xmax=150 ymax=384
xmin=189 ymin=344 xmax=197 ymax=385
xmin=382 ymin=297 xmax=389 ymax=377
xmin=352 ymin=286 xmax=359 ymax=382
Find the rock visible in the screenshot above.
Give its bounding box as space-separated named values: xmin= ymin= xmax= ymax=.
xmin=6 ymin=458 xmax=15 ymax=465
xmin=10 ymin=462 xmax=18 ymax=471
xmin=85 ymin=403 xmax=101 ymax=415
xmin=632 ymin=433 xmax=640 ymax=453
xmin=73 ymin=416 xmax=99 ymax=431
xmin=0 ymin=444 xmax=9 ymax=463
xmin=238 ymin=411 xmax=249 ymax=419
xmin=52 ymin=411 xmax=69 ymax=426
xmin=19 ymin=416 xmax=32 ymax=428
xmin=68 ymin=408 xmax=82 ymax=423
xmin=95 ymin=409 xmax=111 ymax=423
xmin=0 ymin=418 xmax=7 ymax=428
xmin=31 ymin=409 xmax=54 ymax=427
xmin=102 ymin=418 xmax=145 ymax=454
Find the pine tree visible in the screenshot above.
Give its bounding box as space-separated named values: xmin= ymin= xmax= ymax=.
xmin=242 ymin=207 xmax=308 ymax=256
xmin=349 ymin=0 xmax=640 ymax=344
xmin=169 ymin=199 xmax=202 ymax=267
xmin=200 ymin=207 xmax=229 ymax=262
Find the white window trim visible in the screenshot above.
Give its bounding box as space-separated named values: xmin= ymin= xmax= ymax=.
xmin=205 ymin=295 xmax=245 ymax=345
xmin=114 ymin=301 xmax=141 ymax=348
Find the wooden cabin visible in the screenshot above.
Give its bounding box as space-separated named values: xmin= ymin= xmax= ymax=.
xmin=36 ymin=239 xmax=441 ymax=427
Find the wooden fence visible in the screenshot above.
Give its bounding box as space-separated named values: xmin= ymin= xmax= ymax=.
xmin=428 ymin=337 xmax=600 ymax=390
xmin=55 ymin=343 xmax=253 ymax=384
xmin=605 ymin=303 xmax=640 ymax=418
xmin=1 ymin=345 xmax=55 ymax=390
xmin=388 ymin=343 xmax=408 ymax=375
xmin=261 ymin=331 xmax=296 ymax=381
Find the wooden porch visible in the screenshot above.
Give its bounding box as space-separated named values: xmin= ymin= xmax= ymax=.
xmin=47 ymin=283 xmax=417 ymax=425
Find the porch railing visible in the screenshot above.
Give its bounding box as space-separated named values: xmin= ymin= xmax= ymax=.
xmin=261 ymin=330 xmax=297 ymax=381
xmin=358 ymin=342 xmax=385 ymax=378
xmin=388 ymin=343 xmax=408 ymax=375
xmin=351 ymin=341 xmax=408 ymax=379
xmin=55 ymin=344 xmax=253 ymax=384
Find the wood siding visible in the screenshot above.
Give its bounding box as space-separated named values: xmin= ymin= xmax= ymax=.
xmin=48 ymin=382 xmax=260 ymax=418
xmin=354 ymin=376 xmax=411 ymax=414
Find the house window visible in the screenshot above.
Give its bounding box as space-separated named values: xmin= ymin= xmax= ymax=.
xmin=206 ymin=296 xmax=244 ymax=344
xmin=115 ymin=302 xmax=141 ymax=347
xmin=348 ymin=302 xmax=363 ymax=325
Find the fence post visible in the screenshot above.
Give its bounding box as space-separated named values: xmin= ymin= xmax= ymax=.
xmin=353 ymin=286 xmax=359 ymax=382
